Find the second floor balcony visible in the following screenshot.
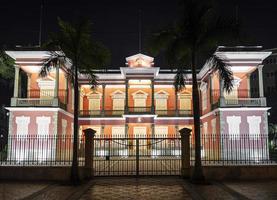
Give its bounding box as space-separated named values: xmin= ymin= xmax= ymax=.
xmin=79 ymin=108 xmax=193 ymax=117
xmin=211 ymin=89 xmax=267 ymax=109
xmin=11 ymin=89 xmax=68 ymax=110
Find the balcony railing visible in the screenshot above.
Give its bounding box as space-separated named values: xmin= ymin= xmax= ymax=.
xmin=27 ymin=89 xmax=67 ymax=104
xmin=211 ymin=97 xmax=266 ymax=109
xmin=79 ymin=109 xmax=192 ymax=117
xmin=79 ymin=110 xmax=124 ymax=117
xmin=127 ymin=107 xmax=152 ymax=114
xmin=224 ymin=98 xmax=266 ymax=107
xmin=156 ymin=110 xmax=192 ymax=117
xmin=12 ymin=98 xmax=67 ymax=110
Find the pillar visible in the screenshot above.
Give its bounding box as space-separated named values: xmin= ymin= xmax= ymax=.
xmin=219 ymin=79 xmax=225 ymax=106
xmin=209 ymin=76 xmax=213 ymax=105
xmin=102 ymin=84 xmax=106 ymax=116
xmin=125 ymin=79 xmax=129 ymax=113
xmin=54 ymin=63 xmax=59 ymax=98
xmin=246 ymin=74 xmax=251 ymax=97
xmin=125 ymin=123 xmax=129 ymax=138
xmin=151 ymin=79 xmax=155 ymax=113
xmin=65 ymin=74 xmax=68 ymax=104
xmin=27 ymin=73 xmax=31 ymax=98
xmin=175 ymin=125 xmax=179 ymax=137
xmin=84 ymin=128 xmax=96 ymax=179
xmin=258 ymin=65 xmax=264 ymax=98
xmin=175 ymin=90 xmax=178 ymax=116
xmin=151 ymin=124 xmax=155 ymax=138
xmin=101 ymin=125 xmax=105 ymax=138
xmin=179 ymin=127 xmax=192 ymax=178
xmin=13 ymin=65 xmax=20 ymax=98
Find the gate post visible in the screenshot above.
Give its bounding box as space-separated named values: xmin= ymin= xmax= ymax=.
xmin=84 ymin=128 xmax=96 ymax=179
xmin=179 ymin=128 xmax=192 ymax=178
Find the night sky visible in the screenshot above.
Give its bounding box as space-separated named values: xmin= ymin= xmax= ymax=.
xmin=1 ymin=0 xmax=277 ymax=67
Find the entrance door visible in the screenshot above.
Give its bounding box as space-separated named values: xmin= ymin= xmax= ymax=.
xmin=134 ymin=127 xmax=147 ymax=147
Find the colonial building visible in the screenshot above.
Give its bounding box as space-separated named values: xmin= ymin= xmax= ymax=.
xmin=5 ymin=46 xmax=271 ymax=161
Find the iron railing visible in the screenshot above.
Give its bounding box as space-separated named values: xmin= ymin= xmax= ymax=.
xmin=0 ymin=134 xmax=276 ymax=171
xmin=27 ymin=89 xmax=67 ymax=103
xmin=93 ymin=135 xmax=181 ymax=176
xmin=194 ymin=134 xmax=277 ymax=165
xmin=0 ymin=135 xmax=84 ymax=166
xmin=128 ymin=107 xmax=152 ymax=114
xmin=79 ymin=109 xmax=192 ymax=117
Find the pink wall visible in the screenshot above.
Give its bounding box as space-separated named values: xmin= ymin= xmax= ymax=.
xmin=10 ymin=110 xmax=56 ymax=135
xmin=221 ymin=110 xmax=267 ymax=135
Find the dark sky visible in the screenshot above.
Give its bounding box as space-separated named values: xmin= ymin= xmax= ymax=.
xmin=1 ymin=0 xmax=277 ymax=67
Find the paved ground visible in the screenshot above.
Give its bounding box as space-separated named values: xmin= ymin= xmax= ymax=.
xmin=0 ymin=178 xmax=277 ymax=200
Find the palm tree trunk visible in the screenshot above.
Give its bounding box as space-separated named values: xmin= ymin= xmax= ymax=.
xmin=191 ymin=50 xmax=205 ymax=182
xmin=71 ymin=64 xmax=80 ymax=184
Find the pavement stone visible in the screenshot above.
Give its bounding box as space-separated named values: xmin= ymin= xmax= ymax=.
xmin=223 ymin=180 xmax=277 ymax=200
xmin=0 ymin=182 xmax=49 ymax=200
xmin=79 ymin=177 xmax=192 ymax=200
xmin=1 ymin=178 xmax=277 ymax=200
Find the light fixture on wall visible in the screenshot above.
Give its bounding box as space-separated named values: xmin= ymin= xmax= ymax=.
xmin=138 ymin=117 xmax=142 ymax=122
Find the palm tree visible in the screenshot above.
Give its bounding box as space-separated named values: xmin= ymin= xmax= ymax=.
xmin=149 ymin=0 xmax=237 ymax=182
xmin=40 ymin=18 xmax=110 ymax=184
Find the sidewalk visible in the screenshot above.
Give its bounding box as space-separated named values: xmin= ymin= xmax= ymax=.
xmin=0 ymin=178 xmax=276 ymax=200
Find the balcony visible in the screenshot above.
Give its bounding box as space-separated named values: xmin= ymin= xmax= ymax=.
xmin=127 ymin=107 xmax=152 ymax=114
xmin=79 ymin=110 xmax=124 ymax=117
xmin=11 ymin=89 xmax=67 ymax=110
xmin=212 ymin=97 xmax=266 ymax=109
xmin=211 ymin=89 xmax=266 ymax=109
xmin=79 ymin=108 xmax=193 ymax=117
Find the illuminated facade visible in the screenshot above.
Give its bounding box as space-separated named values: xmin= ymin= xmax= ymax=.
xmin=5 ymin=47 xmax=272 ymax=160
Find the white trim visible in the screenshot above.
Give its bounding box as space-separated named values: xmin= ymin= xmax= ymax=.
xmin=5 ymin=107 xmax=74 ymax=118
xmin=200 ymin=110 xmax=217 ymax=119
xmin=111 ymin=90 xmax=125 ymax=99
xmin=132 ymin=90 xmax=148 ymax=98
xmin=155 ymin=117 xmax=193 ymax=120
xmin=201 ymin=107 xmax=271 ymax=119
xmin=218 ymin=107 xmax=271 ymax=111
xmin=226 ymin=116 xmax=241 ymax=138
xmin=79 ymin=117 xmax=124 ymax=120
xmin=36 ymin=116 xmax=51 ymax=135
xmin=155 ymin=90 xmax=169 ymax=99
xmin=123 ymin=114 xmax=157 ymax=118
xmin=15 ymin=116 xmax=30 ymax=135
xmin=247 ymin=116 xmax=261 ymax=137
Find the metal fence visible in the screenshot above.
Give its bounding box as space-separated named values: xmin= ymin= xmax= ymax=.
xmin=195 ymin=134 xmax=277 ymax=165
xmin=0 ymin=135 xmax=85 ymax=166
xmin=0 ymin=134 xmax=276 ymax=173
xmin=93 ymin=135 xmax=181 ymax=176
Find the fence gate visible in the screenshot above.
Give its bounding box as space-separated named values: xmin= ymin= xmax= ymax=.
xmin=93 ymin=137 xmax=182 ymax=176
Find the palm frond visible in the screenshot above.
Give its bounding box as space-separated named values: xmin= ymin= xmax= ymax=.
xmin=207 ymin=55 xmax=234 ymax=93
xmin=174 ymin=67 xmax=187 ymax=92
xmin=39 ymin=51 xmax=68 ymax=77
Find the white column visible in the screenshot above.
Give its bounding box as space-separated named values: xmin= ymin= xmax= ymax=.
xmin=125 ymin=79 xmax=129 ymax=112
xmin=54 ymin=64 xmax=59 ymax=98
xmin=13 ymin=65 xmax=20 ymax=98
xmin=101 ymin=125 xmax=105 ymax=138
xmin=219 ymin=79 xmax=225 ymax=106
xmin=246 ymin=74 xmax=251 ymax=98
xmin=125 ymin=124 xmax=128 ymax=138
xmin=27 ymin=73 xmax=31 ymax=98
xmin=102 ymin=84 xmax=106 ymax=116
xmin=151 ymin=124 xmax=155 ymax=138
xmin=151 ymin=79 xmax=155 ymax=113
xmin=258 ymin=65 xmax=264 ymax=98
